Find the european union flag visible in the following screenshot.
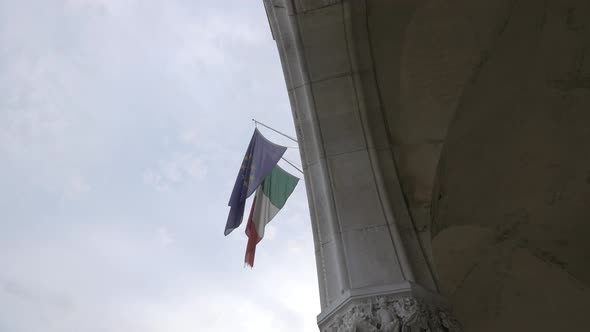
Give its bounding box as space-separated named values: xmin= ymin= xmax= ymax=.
xmin=225 ymin=129 xmax=287 ymax=235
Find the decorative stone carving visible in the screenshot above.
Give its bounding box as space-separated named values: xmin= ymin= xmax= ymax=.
xmin=321 ymin=296 xmax=461 ymax=332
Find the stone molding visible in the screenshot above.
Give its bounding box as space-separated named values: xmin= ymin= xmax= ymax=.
xmin=320 ymin=295 xmax=461 ymax=332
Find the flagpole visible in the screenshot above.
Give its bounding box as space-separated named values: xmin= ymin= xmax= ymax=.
xmin=281 ymin=157 xmax=304 ymax=174
xmin=252 ymin=119 xmax=298 ymax=143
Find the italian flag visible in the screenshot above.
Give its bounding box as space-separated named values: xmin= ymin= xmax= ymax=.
xmin=245 ymin=166 xmax=299 ymax=267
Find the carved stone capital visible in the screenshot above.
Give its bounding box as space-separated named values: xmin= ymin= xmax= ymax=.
xmin=320 ymin=295 xmax=461 ymax=332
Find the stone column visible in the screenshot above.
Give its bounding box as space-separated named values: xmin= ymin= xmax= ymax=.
xmin=263 ymin=1 xmax=462 ymax=331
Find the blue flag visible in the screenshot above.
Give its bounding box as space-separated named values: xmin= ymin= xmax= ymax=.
xmin=225 ymin=129 xmax=287 ymax=236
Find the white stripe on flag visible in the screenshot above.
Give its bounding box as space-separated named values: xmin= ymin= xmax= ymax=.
xmin=251 ymin=187 xmax=280 ymax=239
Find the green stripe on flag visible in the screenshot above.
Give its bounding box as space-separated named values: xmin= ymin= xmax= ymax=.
xmin=261 ymin=166 xmax=299 ymax=209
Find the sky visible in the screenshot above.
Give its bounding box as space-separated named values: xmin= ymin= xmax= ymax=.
xmin=0 ymin=1 xmax=320 ymax=331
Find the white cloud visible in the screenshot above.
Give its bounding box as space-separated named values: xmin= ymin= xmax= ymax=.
xmin=0 ymin=1 xmax=319 ymax=331
xmin=61 ymin=173 xmax=91 ymax=201
xmin=178 ymin=153 xmax=207 ymax=180
xmin=178 ymin=129 xmax=201 ymax=146
xmin=265 ymin=223 xmax=278 ymax=240
xmin=0 ymin=219 xmax=320 ymax=332
xmin=143 ymin=152 xmax=207 ymax=191
xmin=156 ymin=226 xmax=175 ymax=248
xmin=141 ymin=291 xmax=292 ymax=332
xmin=287 ymin=239 xmax=304 ymax=253
xmin=142 ymin=169 xmax=168 ymax=192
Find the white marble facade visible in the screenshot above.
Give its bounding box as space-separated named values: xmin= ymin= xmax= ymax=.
xmin=262 ymin=0 xmax=460 ymax=330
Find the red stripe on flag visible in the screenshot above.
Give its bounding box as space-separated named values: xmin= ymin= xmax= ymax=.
xmin=244 ymin=196 xmax=262 ymax=267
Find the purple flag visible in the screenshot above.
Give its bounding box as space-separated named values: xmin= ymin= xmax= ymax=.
xmin=224 ymin=129 xmax=286 ymax=236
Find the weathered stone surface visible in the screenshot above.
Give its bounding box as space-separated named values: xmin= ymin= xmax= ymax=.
xmin=266 ymin=1 xmax=442 ymax=329
xmin=293 ymin=0 xmax=341 ymax=14
xmin=298 ymin=4 xmax=349 ymax=82
xmin=265 ymin=0 xmax=590 ymax=330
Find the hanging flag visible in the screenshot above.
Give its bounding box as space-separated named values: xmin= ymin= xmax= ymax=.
xmin=245 ymin=166 xmax=299 ymax=267
xmin=225 ymin=129 xmax=287 ymax=236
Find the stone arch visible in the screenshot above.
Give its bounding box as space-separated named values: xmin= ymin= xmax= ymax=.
xmin=395 ymin=0 xmax=590 ymax=330
xmin=265 ymin=0 xmax=590 ymax=329
xmin=367 ymin=0 xmax=517 ymax=286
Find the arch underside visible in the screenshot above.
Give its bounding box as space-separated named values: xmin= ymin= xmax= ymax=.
xmin=369 ymin=0 xmax=590 ymax=330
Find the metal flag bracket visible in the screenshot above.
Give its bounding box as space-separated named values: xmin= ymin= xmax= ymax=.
xmin=251 ymin=119 xmax=303 ymax=175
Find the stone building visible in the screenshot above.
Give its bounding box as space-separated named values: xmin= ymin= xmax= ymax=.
xmin=263 ymin=0 xmax=590 ymax=331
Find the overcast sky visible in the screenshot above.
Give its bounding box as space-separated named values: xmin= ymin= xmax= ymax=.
xmin=0 ymin=1 xmax=319 ymax=331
